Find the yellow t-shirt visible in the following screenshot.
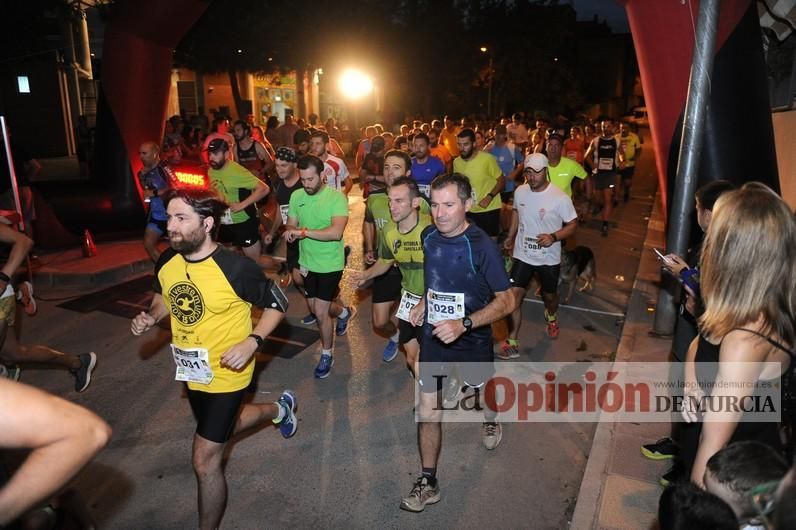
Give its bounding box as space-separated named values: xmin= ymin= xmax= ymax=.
xmin=155 ymin=246 xmax=285 ymax=393
xmin=453 ymin=151 xmax=503 ymax=213
xmin=548 ymin=157 xmax=588 ymax=197
xmin=617 ymin=132 xmax=641 ymax=167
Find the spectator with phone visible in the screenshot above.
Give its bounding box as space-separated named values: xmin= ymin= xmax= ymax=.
xmin=641 ymin=180 xmax=736 ymax=486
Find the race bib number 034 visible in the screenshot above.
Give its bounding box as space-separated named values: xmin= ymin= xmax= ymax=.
xmin=171 ymin=344 xmax=214 ymax=385
xmin=426 ymin=289 xmax=465 ymax=324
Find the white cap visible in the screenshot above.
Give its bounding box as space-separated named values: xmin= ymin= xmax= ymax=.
xmin=524 ymin=153 xmax=548 ymax=171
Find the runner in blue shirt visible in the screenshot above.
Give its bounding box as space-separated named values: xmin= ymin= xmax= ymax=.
xmin=410 ymin=133 xmax=446 ymax=198
xmin=400 ymin=173 xmax=516 ymax=513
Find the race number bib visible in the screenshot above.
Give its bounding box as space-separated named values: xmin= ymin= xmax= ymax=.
xmin=521 ymin=235 xmax=545 ymax=259
xmin=395 ymin=291 xmax=422 ymax=322
xmin=279 ymin=204 xmax=290 ymax=225
xmin=427 ymin=289 xmax=465 ymax=324
xmin=566 ymin=151 xmax=578 ymax=160
xmin=299 ymin=265 xmax=308 ymax=277
xmin=597 ymin=157 xmax=614 ymax=171
xmin=220 ymin=208 xmax=234 ymax=225
xmin=418 ymin=184 xmax=431 ymax=198
xmin=171 ymin=345 xmax=214 ymax=385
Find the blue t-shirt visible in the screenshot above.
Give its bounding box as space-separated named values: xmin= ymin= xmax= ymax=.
xmin=139 ymin=163 xmax=172 ymax=221
xmin=411 ymin=155 xmax=446 ymax=186
xmin=420 ymin=223 xmax=511 ymax=359
xmin=486 ymin=144 xmax=522 ymax=192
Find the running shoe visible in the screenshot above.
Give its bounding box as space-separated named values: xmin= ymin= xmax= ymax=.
xmin=72 ymin=352 xmax=97 ymax=392
xmin=16 ymin=281 xmax=36 ymax=316
xmin=641 ymin=437 xmax=679 ymax=460
xmin=496 ymin=339 xmax=520 ymax=360
xmin=482 ymin=422 xmax=503 ymax=450
xmin=276 ymin=390 xmax=298 ymax=438
xmin=659 ymin=462 xmax=686 ymax=487
xmin=545 ymin=311 xmax=559 ymax=340
xmin=382 ymin=339 xmax=399 ymax=362
xmin=400 ymin=476 xmax=441 ymax=513
xmin=335 ymin=306 xmax=356 ymax=336
xmin=314 ymin=353 xmax=334 ymax=379
xmin=300 ymin=313 xmax=317 ymax=325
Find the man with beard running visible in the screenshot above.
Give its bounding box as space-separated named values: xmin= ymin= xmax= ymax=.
xmin=138 ymin=141 xmax=174 ymax=263
xmin=131 ymin=188 xmax=297 ymax=530
xmin=410 ymin=133 xmax=446 ymax=199
xmin=283 ymin=155 xmax=353 ymax=379
xmin=206 ymin=138 xmax=270 ymax=261
xmin=401 ymin=173 xmax=515 ymax=512
xmin=232 ymin=120 xmax=274 ymax=181
xmin=264 ymin=147 xmax=316 ymax=325
xmin=453 ymin=129 xmax=504 ymax=239
xmin=309 ymin=131 xmax=352 ymax=195
xmin=500 ymin=153 xmax=577 ymax=357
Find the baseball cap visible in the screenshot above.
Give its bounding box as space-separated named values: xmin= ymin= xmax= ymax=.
xmin=276 ymin=146 xmax=298 ymax=163
xmin=206 ymin=138 xmax=228 ymax=153
xmin=524 ymin=153 xmax=548 ymax=171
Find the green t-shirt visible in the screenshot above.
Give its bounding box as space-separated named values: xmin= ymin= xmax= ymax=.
xmin=548 ymin=157 xmax=588 ymax=197
xmin=366 ymin=190 xmax=431 ymax=254
xmin=365 ymin=191 xmax=391 ymax=255
xmin=287 ymin=185 xmax=349 ymax=273
xmin=453 ymin=151 xmax=503 ymax=213
xmin=208 ymin=160 xmax=262 ymax=224
xmin=380 ymin=213 xmax=432 ymax=296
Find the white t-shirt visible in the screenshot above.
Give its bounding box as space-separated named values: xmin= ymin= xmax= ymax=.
xmin=512 ymin=183 xmax=577 ymax=266
xmin=321 ymin=154 xmax=350 ymax=192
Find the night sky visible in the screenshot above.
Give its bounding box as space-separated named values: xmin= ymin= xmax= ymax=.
xmin=572 ymin=0 xmax=630 ymax=32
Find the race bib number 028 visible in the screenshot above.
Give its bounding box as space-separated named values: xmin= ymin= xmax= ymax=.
xmin=426 ymin=289 xmax=465 ymax=324
xmin=171 ymin=344 xmax=214 ymax=385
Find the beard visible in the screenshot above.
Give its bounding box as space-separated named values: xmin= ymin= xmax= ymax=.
xmin=170 ymin=225 xmax=207 ymax=255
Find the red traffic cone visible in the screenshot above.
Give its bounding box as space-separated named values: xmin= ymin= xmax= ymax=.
xmin=82 ymin=229 xmax=97 ymax=258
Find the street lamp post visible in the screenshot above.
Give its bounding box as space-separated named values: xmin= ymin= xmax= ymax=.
xmin=480 ymin=47 xmax=493 ymax=118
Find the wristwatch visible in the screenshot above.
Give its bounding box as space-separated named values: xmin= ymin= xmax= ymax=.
xmin=462 ymin=315 xmax=473 ymax=333
xmin=248 ymin=334 xmax=264 ymax=350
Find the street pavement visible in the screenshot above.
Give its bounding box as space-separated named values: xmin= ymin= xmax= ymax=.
xmin=10 ymin=135 xmax=658 ymax=529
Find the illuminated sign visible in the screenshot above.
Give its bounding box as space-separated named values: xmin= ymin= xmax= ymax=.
xmin=174 ymin=170 xmax=206 ymax=187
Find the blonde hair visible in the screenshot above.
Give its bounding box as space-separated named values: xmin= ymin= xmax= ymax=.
xmin=698 ymin=183 xmax=796 ymax=346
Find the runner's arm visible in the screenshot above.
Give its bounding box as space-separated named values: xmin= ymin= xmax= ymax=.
xmin=303 ymin=215 xmax=348 ymax=241
xmin=230 ymin=179 xmax=269 ymax=213
xmin=343 ymin=176 xmax=353 ymax=196
xmin=0 ymin=224 xmax=33 ymax=285
xmin=131 ymin=293 xmax=168 ymax=335
xmin=0 ymin=380 xmax=111 ymax=525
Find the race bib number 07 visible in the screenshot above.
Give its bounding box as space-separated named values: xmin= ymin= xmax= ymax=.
xmin=395 ymin=291 xmax=422 ymax=322
xmin=426 ymin=289 xmax=465 ymax=324
xmin=171 ymin=344 xmax=214 ymax=385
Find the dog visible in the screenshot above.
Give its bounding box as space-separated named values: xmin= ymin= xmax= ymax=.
xmin=559 ymin=246 xmax=596 ymax=302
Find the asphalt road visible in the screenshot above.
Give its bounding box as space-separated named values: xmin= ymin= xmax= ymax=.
xmin=11 ymin=134 xmax=658 ymax=529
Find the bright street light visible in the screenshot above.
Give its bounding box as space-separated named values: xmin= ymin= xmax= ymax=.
xmin=480 ymin=46 xmax=488 ymax=52
xmin=339 ymin=69 xmax=373 ymax=100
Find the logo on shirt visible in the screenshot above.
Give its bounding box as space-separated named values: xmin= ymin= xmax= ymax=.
xmin=169 ymin=282 xmax=205 ymax=326
xmin=539 ymin=208 xmax=546 ymax=220
xmin=393 ymin=240 xmax=402 ymax=254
